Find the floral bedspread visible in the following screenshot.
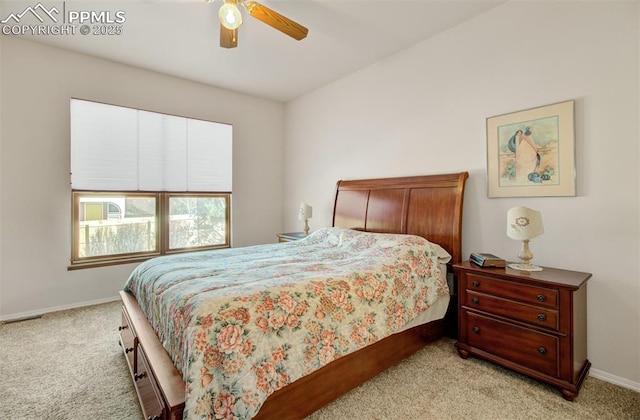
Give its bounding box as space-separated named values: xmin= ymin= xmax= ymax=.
xmin=124 ymin=227 xmax=449 ymax=419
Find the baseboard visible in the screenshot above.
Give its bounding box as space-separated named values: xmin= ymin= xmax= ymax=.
xmin=0 ymin=296 xmax=120 ymax=322
xmin=590 ymin=368 xmax=640 ymax=392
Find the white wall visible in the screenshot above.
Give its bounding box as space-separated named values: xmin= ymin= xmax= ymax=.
xmin=284 ymin=2 xmax=640 ymax=389
xmin=0 ymin=16 xmax=4 ymax=321
xmin=0 ymin=37 xmax=285 ymax=318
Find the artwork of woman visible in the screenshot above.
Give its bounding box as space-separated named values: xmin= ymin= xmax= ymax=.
xmin=490 ymin=101 xmax=571 ymax=196
xmin=509 ymin=127 xmax=541 ymax=184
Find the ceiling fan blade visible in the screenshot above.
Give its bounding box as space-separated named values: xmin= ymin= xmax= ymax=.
xmin=244 ymin=1 xmax=308 ymax=41
xmin=220 ymin=24 xmax=238 ymax=48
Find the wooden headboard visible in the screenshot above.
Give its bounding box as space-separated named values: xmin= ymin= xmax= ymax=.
xmin=332 ymin=172 xmax=469 ymax=263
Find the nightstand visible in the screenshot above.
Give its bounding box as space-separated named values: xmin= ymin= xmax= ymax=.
xmin=453 ymin=261 xmax=591 ymax=401
xmin=276 ymin=232 xmax=307 ymax=242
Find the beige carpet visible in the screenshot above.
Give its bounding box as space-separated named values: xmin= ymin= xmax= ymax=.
xmin=0 ymin=301 xmax=638 ymax=420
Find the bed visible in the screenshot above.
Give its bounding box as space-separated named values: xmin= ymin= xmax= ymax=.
xmin=118 ymin=172 xmax=468 ymax=420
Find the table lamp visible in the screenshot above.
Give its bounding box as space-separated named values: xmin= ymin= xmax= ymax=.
xmin=506 ymin=206 xmax=544 ymax=271
xmin=298 ymin=203 xmax=312 ymax=236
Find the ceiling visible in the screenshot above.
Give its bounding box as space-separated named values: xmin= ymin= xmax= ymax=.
xmin=5 ymin=0 xmax=505 ymax=102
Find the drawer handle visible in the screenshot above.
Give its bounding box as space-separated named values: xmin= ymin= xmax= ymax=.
xmin=537 ymin=294 xmax=546 ymax=302
xmin=537 ymin=314 xmax=547 ymax=322
xmin=538 ymin=347 xmax=547 ymax=355
xmin=472 ymin=297 xmax=479 ymax=304
xmin=118 ymin=325 xmax=128 ymax=331
xmin=472 ymin=326 xmax=480 ymax=334
xmin=134 ymin=372 xmax=146 ymax=381
xmin=125 ymin=347 xmax=134 ymax=354
xmin=472 ymin=281 xmax=480 ymax=287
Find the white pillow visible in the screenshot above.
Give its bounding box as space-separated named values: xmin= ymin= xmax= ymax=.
xmin=430 ymin=243 xmax=452 ymax=264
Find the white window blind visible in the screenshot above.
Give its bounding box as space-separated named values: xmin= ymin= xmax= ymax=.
xmin=70 ymin=99 xmax=232 ymax=192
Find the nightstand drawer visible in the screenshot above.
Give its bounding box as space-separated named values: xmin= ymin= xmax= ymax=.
xmin=465 ymin=311 xmax=559 ymax=377
xmin=466 ymin=291 xmax=559 ymax=330
xmin=466 ymin=273 xmax=558 ymax=308
xmin=277 ymin=232 xmax=306 ymax=242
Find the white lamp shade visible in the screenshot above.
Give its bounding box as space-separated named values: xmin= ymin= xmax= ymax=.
xmin=298 ymin=203 xmax=312 ymax=220
xmin=507 ymin=206 xmax=544 ymax=240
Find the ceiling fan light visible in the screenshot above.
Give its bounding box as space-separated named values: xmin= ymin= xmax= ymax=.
xmin=219 ymin=2 xmax=242 ymax=30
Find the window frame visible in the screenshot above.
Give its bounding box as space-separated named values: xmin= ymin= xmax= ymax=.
xmin=69 ymin=191 xmax=231 ymax=270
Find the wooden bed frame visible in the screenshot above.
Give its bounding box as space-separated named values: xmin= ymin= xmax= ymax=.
xmin=119 ymin=172 xmax=468 ymax=420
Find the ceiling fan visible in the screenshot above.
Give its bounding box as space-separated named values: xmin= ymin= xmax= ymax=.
xmin=207 ymin=0 xmax=309 ymax=49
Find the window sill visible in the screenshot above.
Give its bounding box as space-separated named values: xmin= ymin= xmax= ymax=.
xmin=68 ymin=255 xmax=158 ymax=270
xmin=67 ymin=244 xmax=231 ymax=270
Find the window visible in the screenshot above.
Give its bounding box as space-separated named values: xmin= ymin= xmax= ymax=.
xmin=70 ymin=99 xmax=232 ymax=268
xmin=167 ymin=194 xmax=229 ymax=250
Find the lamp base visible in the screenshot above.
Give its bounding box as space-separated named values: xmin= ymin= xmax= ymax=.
xmin=508 ymin=263 xmax=543 ymax=272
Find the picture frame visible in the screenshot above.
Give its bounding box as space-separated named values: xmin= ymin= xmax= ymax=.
xmin=486 ymin=100 xmax=576 ymax=197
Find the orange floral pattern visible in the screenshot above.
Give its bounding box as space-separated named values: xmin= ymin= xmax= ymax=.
xmin=125 ymin=227 xmax=449 ymax=419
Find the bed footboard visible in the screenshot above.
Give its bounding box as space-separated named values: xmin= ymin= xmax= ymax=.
xmin=119 ymin=290 xmax=444 ymax=420
xmin=255 ymin=317 xmax=444 ymax=419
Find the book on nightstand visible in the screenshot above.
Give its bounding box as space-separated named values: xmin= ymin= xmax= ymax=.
xmin=470 ymin=252 xmax=506 ymax=268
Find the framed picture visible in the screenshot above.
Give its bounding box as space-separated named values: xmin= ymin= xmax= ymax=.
xmin=486 ymin=100 xmax=576 ymax=197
